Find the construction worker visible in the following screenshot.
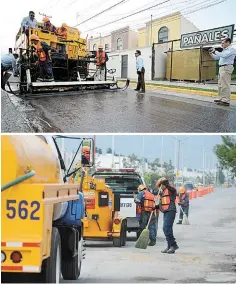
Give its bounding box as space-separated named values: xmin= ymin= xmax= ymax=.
xmin=42 ymin=17 xmax=57 ymax=33
xmin=95 ymin=45 xmax=109 ymax=81
xmin=134 ymin=184 xmax=156 ymax=246
xmin=134 ymin=50 xmax=145 ymax=93
xmin=209 ymin=38 xmax=236 ymax=106
xmin=21 ymin=11 xmax=37 ymax=35
xmin=56 ymin=23 xmax=68 ymax=38
xmin=176 ymin=187 xmax=189 ymax=224
xmin=29 ymin=34 xmax=54 ymax=81
xmin=155 ymin=177 xmax=179 ymax=254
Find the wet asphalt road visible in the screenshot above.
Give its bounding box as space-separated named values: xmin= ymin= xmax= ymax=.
xmin=2 ymin=76 xmax=236 ymax=133
xmin=27 ymin=88 xmax=236 ymax=133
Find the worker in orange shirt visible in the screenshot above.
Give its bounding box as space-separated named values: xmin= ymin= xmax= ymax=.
xmin=29 ymin=34 xmax=54 ymax=80
xmin=42 ymin=17 xmax=57 ymax=33
xmin=95 ymin=45 xmax=109 ymax=81
xmin=176 ymin=187 xmax=189 ymax=224
xmin=56 ymin=23 xmax=68 ymax=38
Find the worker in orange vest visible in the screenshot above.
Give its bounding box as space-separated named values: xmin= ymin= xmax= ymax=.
xmin=56 ymin=23 xmax=68 ymax=38
xmin=29 ymin=34 xmax=54 ymax=80
xmin=95 ymin=45 xmax=109 ymax=81
xmin=42 ymin=17 xmax=57 ymax=33
xmin=176 ymin=186 xmax=189 ymax=224
xmin=155 ymin=177 xmax=179 ymax=254
xmin=134 ymin=184 xmax=156 ymax=246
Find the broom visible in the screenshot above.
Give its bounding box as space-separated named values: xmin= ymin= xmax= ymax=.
xmin=135 ymin=210 xmax=154 ymax=249
xmin=180 ymin=206 xmax=190 ymax=225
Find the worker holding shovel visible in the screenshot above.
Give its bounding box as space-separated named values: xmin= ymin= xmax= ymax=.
xmin=134 ymin=185 xmax=157 ymax=246
xmin=155 ymin=177 xmax=179 ymax=254
xmin=176 ymin=187 xmax=189 ymax=225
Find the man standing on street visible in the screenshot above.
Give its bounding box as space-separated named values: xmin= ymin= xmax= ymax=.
xmin=155 ymin=177 xmax=179 ymax=254
xmin=209 ymin=38 xmax=236 ymax=106
xmin=134 ymin=184 xmax=156 ymax=246
xmin=135 ymin=50 xmax=145 ymax=93
xmin=95 ymin=45 xmax=109 ymax=81
xmin=176 ymin=187 xmax=189 ymax=224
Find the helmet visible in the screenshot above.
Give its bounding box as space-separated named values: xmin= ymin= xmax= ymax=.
xmin=156 ymin=177 xmax=169 ymax=188
xmin=137 ymin=184 xmax=146 ymax=192
xmin=43 ymin=17 xmax=50 ymax=23
xmin=29 ymin=34 xmax=39 ymax=41
xmin=98 ymin=44 xmax=103 ymax=49
xmin=179 ymin=187 xmax=186 ymax=194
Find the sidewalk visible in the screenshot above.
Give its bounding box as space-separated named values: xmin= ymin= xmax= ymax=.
xmin=119 ymin=78 xmax=236 ymax=99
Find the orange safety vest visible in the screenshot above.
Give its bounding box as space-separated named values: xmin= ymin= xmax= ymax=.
xmin=143 ymin=190 xmax=155 ymax=212
xmin=56 ymin=28 xmax=67 ymax=38
xmin=96 ymin=51 xmax=106 ymax=66
xmin=159 ymin=188 xmax=171 ymax=212
xmin=36 ymin=42 xmax=47 ymax=62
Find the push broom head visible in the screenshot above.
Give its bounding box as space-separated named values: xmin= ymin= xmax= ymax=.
xmin=182 ymin=213 xmax=190 ymax=225
xmin=135 ymin=228 xmax=150 ymax=249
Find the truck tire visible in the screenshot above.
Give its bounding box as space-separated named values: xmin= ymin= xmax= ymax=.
xmin=41 ymin=227 xmax=61 ymax=283
xmin=121 ymin=221 xmax=127 ymax=246
xmin=61 ymin=241 xmax=82 ymax=280
xmin=113 ymin=236 xmax=122 ymax=247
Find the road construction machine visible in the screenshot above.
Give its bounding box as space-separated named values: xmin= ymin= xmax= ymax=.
xmin=77 ymin=171 xmax=127 ymax=247
xmin=1 ymin=135 xmax=94 ymax=283
xmin=5 ymin=17 xmax=129 ymax=96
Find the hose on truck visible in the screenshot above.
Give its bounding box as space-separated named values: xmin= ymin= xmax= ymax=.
xmin=1 ymin=170 xmax=36 ymax=192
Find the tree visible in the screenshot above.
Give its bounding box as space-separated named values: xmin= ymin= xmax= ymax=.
xmin=218 ymin=169 xmax=225 ymax=184
xmin=150 ymin=158 xmax=161 ymax=170
xmin=107 ymin=148 xmax=112 ymax=154
xmin=98 ymin=148 xmax=103 ymax=155
xmin=205 ymin=171 xmax=215 ymax=185
xmin=95 ymin=147 xmax=99 ymax=153
xmin=128 ymin=153 xmax=138 ymax=167
xmin=122 ymin=157 xmax=131 ymax=168
xmin=214 ymin=136 xmax=236 ymax=177
xmin=144 ymin=172 xmax=162 ymax=189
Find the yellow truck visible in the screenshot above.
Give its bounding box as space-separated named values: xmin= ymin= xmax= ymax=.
xmin=79 ymin=172 xmax=127 ymax=247
xmin=1 ymin=135 xmax=93 ymax=283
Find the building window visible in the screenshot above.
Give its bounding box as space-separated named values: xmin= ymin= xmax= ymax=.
xmin=158 ymin=27 xmax=168 ymax=43
xmin=93 ymin=44 xmax=97 ymax=51
xmin=117 ymin=38 xmax=123 ymax=50
xmin=105 ymin=44 xmax=109 ymax=51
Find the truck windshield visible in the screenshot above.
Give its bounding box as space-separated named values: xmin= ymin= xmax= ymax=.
xmin=184 ymin=183 xmax=194 ymax=190
xmin=93 ymin=175 xmax=142 ymax=194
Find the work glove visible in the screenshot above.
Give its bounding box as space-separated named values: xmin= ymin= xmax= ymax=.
xmin=209 ymin=47 xmax=215 ymax=54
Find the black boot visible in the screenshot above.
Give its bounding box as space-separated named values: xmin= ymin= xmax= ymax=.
xmin=161 ymin=246 xmax=169 ymax=253
xmin=167 ymin=244 xmax=179 ymax=254
xmin=148 ymin=240 xmax=156 ymax=246
xmin=176 ymin=221 xmax=182 ymax=225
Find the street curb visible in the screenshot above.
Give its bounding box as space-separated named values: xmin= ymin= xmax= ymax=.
xmin=120 ymin=81 xmax=236 ymax=100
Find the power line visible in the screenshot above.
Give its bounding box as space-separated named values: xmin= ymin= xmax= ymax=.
xmin=83 ymin=0 xmax=171 ymax=32
xmin=74 ymin=0 xmax=128 ymax=27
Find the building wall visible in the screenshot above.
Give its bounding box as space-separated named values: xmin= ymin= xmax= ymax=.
xmin=138 ymin=12 xmax=182 ymax=47
xmin=88 ymin=35 xmax=112 ymax=51
xmin=128 ymin=30 xmax=138 ymax=49
xmin=107 ymin=46 xmax=152 ymax=80
xmin=111 ymin=26 xmax=129 ymax=52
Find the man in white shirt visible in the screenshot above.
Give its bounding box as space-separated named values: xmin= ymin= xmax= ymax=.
xmin=209 ymin=38 xmax=236 ymax=106
xmin=21 ymin=11 xmax=38 ymax=35
xmin=135 ymin=50 xmax=145 ymax=93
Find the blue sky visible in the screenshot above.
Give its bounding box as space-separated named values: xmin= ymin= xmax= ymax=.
xmin=62 ymin=135 xmax=223 ymax=169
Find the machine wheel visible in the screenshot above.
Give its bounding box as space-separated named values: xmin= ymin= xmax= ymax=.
xmin=113 ymin=236 xmax=122 ymax=247
xmin=61 ymin=247 xmax=82 ymax=280
xmin=40 ymin=227 xmax=61 ymax=283
xmin=121 ymin=221 xmax=127 ymax=246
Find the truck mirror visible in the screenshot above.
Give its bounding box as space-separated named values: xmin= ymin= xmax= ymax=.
xmin=81 ymin=140 xmax=92 ymax=166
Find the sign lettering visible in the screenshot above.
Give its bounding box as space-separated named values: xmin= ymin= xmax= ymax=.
xmin=181 ymin=25 xmax=234 ymax=48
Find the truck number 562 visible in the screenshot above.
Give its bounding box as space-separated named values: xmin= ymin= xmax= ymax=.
xmin=6 ymin=200 xmax=41 ymax=220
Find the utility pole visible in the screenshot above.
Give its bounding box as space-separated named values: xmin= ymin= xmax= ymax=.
xmin=112 ymin=135 xmax=115 ymax=169
xmin=203 ymin=146 xmax=205 ymax=186
xmin=150 ymin=14 xmax=153 ymax=45
xmin=160 ymin=136 xmax=164 ymax=173
xmin=181 ymin=141 xmax=184 ymax=184
xmin=142 ymin=136 xmax=145 ymax=175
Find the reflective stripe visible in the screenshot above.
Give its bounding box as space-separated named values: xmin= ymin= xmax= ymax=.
xmin=2 ymin=266 xmax=40 ymax=272
xmin=1 ymin=242 xmax=40 ymax=247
